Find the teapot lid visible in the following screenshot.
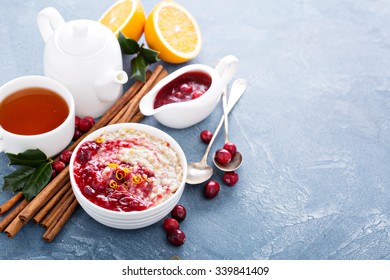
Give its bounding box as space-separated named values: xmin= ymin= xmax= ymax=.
xmin=56 ymin=20 xmax=107 ymax=57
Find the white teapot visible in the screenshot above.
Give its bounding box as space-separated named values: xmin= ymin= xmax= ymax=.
xmin=37 ymin=7 xmax=128 ymax=118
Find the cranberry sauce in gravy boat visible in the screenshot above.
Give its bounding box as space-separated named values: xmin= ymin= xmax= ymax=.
xmin=139 ymin=55 xmax=239 ymax=129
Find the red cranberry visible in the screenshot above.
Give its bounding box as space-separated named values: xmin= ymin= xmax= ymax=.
xmin=200 ymin=130 xmax=213 ymax=144
xmin=52 ymin=160 xmax=66 ymax=173
xmin=214 ymin=148 xmax=232 ymax=165
xmin=73 ymin=127 xmax=83 ymax=141
xmin=171 ymin=204 xmax=186 ymax=222
xmin=167 ymin=229 xmax=186 ymax=246
xmin=60 ymin=150 xmax=72 ymax=165
xmin=163 ymin=218 xmax=180 ymax=232
xmin=191 ymin=90 xmax=204 ymax=99
xmin=75 ymin=116 xmax=81 ymax=127
xmin=83 ymin=116 xmax=95 ymax=126
xmin=204 ymin=180 xmax=220 ymax=199
xmin=79 ymin=117 xmax=93 ymax=132
xmin=84 ymin=185 xmax=96 ymax=196
xmin=51 ymin=169 xmax=57 ymax=179
xmin=223 ymin=142 xmax=237 ymax=158
xmin=179 ymin=83 xmax=193 ymax=94
xmin=222 ymin=171 xmax=239 ymax=186
xmin=173 ymin=91 xmax=184 ymax=99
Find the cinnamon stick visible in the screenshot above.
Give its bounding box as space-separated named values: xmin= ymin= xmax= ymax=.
xmin=33 ymin=181 xmax=71 ymax=224
xmin=0 ymin=192 xmax=24 ymax=215
xmin=4 ymin=211 xmax=27 ymax=238
xmin=40 ymin=189 xmax=74 ymax=229
xmin=130 ymin=111 xmax=145 ymax=123
xmin=108 ymin=72 xmax=152 ymax=125
xmin=0 ymin=199 xmax=29 ymax=232
xmin=117 ymin=65 xmax=164 ymax=123
xmin=123 ymin=68 xmax=168 ymax=123
xmin=42 ymin=197 xmax=78 ymax=243
xmin=40 ymin=187 xmax=73 ymax=228
xmin=18 ymin=168 xmax=70 ymax=222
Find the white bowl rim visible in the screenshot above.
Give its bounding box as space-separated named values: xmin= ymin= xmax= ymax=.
xmin=69 ymin=123 xmax=187 ymax=218
xmin=0 ymin=75 xmax=75 ymax=138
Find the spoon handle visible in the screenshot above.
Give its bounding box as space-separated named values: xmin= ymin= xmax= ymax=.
xmin=200 ymin=79 xmax=247 ymax=162
xmin=227 ymin=79 xmax=247 ymax=113
xmin=222 ymin=88 xmax=229 ymax=143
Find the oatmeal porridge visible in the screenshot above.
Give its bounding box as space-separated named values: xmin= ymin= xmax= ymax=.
xmin=72 ymin=127 xmax=183 ymax=212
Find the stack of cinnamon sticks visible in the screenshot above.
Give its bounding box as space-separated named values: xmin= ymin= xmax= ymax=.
xmin=0 ymin=65 xmax=168 ymax=242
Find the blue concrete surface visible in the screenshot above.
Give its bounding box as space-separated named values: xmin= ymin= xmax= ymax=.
xmin=1 ymin=0 xmax=390 ymax=260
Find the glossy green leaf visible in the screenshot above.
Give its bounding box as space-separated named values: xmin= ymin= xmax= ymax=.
xmin=131 ymin=55 xmax=148 ymax=82
xmin=140 ymin=45 xmax=160 ymax=64
xmin=116 ymin=32 xmax=160 ymax=82
xmin=6 ymin=149 xmax=48 ymax=167
xmin=22 ymin=162 xmax=52 ymax=201
xmin=118 ymin=32 xmax=139 ymax=54
xmin=3 ymin=148 xmax=52 ymax=201
xmin=2 ymin=166 xmax=36 ymax=192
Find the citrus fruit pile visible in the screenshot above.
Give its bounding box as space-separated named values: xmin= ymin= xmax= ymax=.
xmin=99 ymin=0 xmax=202 ymax=64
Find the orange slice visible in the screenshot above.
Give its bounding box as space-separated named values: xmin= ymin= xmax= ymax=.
xmin=144 ymin=0 xmax=202 ymax=64
xmin=99 ymin=0 xmax=145 ymax=41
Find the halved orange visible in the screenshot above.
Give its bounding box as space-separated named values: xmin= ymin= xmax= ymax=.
xmin=144 ymin=0 xmax=202 ymax=64
xmin=99 ymin=0 xmax=145 ymax=41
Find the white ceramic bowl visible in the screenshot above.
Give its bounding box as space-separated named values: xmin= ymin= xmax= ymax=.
xmin=0 ymin=75 xmax=75 ymax=158
xmin=69 ymin=123 xmax=187 ymax=229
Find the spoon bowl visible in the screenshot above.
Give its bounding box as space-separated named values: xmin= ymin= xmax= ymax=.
xmin=213 ymin=151 xmax=243 ymax=172
xmin=186 ymin=161 xmax=213 ymax=185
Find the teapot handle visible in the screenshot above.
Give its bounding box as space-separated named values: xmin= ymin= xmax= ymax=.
xmin=214 ymin=55 xmax=239 ymax=87
xmin=37 ymin=7 xmax=65 ymax=42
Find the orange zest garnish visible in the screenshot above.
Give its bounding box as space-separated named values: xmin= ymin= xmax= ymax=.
xmin=116 ymin=169 xmax=126 ymax=181
xmin=109 ymin=180 xmax=118 ymax=189
xmin=132 ymin=174 xmax=143 ymax=184
xmin=95 ymin=136 xmax=104 ymax=144
xmin=142 ymin=174 xmax=151 ymax=182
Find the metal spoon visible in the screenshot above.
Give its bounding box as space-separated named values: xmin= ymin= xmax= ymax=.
xmin=213 ymin=79 xmax=246 ymax=172
xmin=186 ymin=79 xmax=247 ymax=185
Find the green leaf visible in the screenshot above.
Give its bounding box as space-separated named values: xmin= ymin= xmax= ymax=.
xmin=140 ymin=45 xmax=160 ymax=64
xmin=22 ymin=162 xmax=52 ymax=201
xmin=131 ymin=55 xmax=148 ymax=82
xmin=118 ymin=32 xmax=139 ymax=54
xmin=2 ymin=166 xmax=36 ymax=192
xmin=3 ymin=148 xmax=52 ymax=200
xmin=116 ymin=32 xmax=160 ymax=83
xmin=6 ymin=149 xmax=48 ymax=167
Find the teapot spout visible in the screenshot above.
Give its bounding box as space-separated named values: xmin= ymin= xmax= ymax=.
xmin=94 ymin=70 xmax=128 ymax=103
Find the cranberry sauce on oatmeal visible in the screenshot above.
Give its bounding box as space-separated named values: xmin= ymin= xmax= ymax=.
xmin=72 ymin=128 xmax=183 ymax=212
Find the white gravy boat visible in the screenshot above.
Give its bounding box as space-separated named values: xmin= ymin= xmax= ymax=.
xmin=139 ymin=55 xmax=239 ymax=129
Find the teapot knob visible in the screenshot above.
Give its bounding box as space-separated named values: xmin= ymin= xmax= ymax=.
xmin=37 ymin=7 xmax=65 ymax=42
xmin=73 ymin=24 xmax=88 ymax=39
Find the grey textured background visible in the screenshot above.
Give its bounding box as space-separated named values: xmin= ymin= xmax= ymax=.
xmin=1 ymin=0 xmax=390 ymax=260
